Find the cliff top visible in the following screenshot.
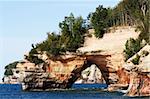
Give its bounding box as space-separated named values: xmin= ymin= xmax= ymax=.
xmin=78 ymin=26 xmax=139 ymax=54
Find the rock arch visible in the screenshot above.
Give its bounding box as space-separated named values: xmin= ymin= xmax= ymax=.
xmin=23 ymin=54 xmax=119 ymax=90
xmin=66 ymin=54 xmax=111 ymax=88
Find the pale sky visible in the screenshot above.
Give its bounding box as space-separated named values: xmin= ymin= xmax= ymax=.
xmin=0 ymin=0 xmax=121 ymax=82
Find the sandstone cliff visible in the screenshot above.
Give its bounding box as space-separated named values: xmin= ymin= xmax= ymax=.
xmin=3 ymin=26 xmax=149 ymax=96
xmin=108 ymin=44 xmax=150 ymax=96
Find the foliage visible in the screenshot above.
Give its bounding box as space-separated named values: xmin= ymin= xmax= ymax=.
xmin=59 ymin=13 xmax=86 ymax=51
xmin=5 ymin=61 xmax=19 ymax=69
xmin=4 ymin=69 xmax=13 ymax=76
xmin=122 ymin=0 xmax=150 ymax=43
xmin=27 ymin=13 xmax=86 ymax=64
xmin=124 ymin=38 xmax=143 ymax=61
xmin=36 ymin=33 xmax=64 ymax=56
xmin=27 ymin=55 xmax=44 ymax=65
xmin=4 ymin=61 xmax=18 ymax=76
xmin=26 ymin=47 xmax=44 ymax=65
xmin=90 ymin=5 xmax=109 ymax=38
xmin=131 ymin=54 xmax=140 ymax=65
xmin=87 ymin=0 xmax=149 ymax=42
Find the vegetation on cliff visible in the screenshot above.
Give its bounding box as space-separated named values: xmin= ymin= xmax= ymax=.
xmin=88 ymin=5 xmax=109 ymax=38
xmin=59 ymin=13 xmax=86 ymax=52
xmin=121 ymin=0 xmax=149 ymax=60
xmin=87 ymin=0 xmax=149 ymax=40
xmin=124 ymin=38 xmax=144 ymax=61
xmin=4 ymin=61 xmax=19 ymax=76
xmin=26 ymin=13 xmax=86 ymax=64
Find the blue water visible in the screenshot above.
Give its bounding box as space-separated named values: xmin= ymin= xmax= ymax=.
xmin=72 ymin=83 xmax=108 ymax=89
xmin=0 ymin=84 xmax=149 ymax=99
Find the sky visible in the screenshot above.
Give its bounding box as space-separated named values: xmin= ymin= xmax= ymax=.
xmin=0 ymin=0 xmax=120 ymax=82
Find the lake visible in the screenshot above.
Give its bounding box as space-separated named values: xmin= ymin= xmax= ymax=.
xmin=0 ymin=84 xmax=149 ymax=99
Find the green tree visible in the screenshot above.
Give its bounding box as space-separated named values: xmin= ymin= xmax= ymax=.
xmin=124 ymin=38 xmax=143 ymax=61
xmin=90 ymin=5 xmax=109 ymax=38
xmin=131 ymin=54 xmax=140 ymax=65
xmin=4 ymin=61 xmax=19 ymax=76
xmin=36 ymin=32 xmax=63 ymax=56
xmin=27 ymin=13 xmax=86 ymax=62
xmin=59 ymin=13 xmax=86 ymax=52
xmin=5 ymin=61 xmax=19 ymax=69
xmin=4 ymin=69 xmax=13 ymax=76
xmin=123 ymin=0 xmax=150 ymax=43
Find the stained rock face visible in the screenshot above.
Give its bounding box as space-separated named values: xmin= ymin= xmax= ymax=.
xmin=108 ymin=44 xmax=150 ymax=96
xmin=3 ymin=51 xmax=123 ymax=90
xmin=126 ymin=72 xmax=150 ymax=96
xmin=3 ymin=27 xmax=149 ymax=97
xmin=21 ymin=53 xmax=122 ymax=90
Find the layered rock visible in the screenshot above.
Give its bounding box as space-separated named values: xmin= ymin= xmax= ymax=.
xmin=108 ymin=44 xmax=150 ymax=96
xmin=124 ymin=44 xmax=150 ymax=96
xmin=4 ymin=26 xmax=149 ymax=96
xmin=3 ymin=61 xmax=36 ymax=84
xmin=22 ymin=54 xmax=112 ymax=90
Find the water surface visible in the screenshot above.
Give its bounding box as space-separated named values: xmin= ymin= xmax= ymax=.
xmin=0 ymin=84 xmax=149 ymax=99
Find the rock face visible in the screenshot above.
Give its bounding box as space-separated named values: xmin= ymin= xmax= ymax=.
xmin=22 ymin=54 xmax=116 ymax=90
xmin=3 ymin=27 xmax=149 ymax=96
xmin=126 ymin=72 xmax=150 ymax=96
xmin=108 ymin=44 xmax=150 ymax=96
xmin=75 ymin=64 xmax=106 ymax=84
xmin=21 ymin=51 xmax=128 ymax=90
xmin=124 ymin=45 xmax=150 ymax=96
xmin=3 ymin=61 xmax=36 ymax=84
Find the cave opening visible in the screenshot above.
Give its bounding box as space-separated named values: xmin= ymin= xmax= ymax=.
xmin=74 ymin=64 xmax=106 ymax=84
xmin=69 ymin=62 xmax=108 ymax=89
xmin=63 ymin=55 xmax=111 ymax=89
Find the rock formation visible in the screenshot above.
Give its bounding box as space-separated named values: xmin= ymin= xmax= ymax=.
xmin=108 ymin=44 xmax=150 ymax=96
xmin=75 ymin=64 xmax=106 ymax=84
xmin=3 ymin=26 xmax=149 ymax=96
xmin=22 ymin=53 xmax=113 ymax=90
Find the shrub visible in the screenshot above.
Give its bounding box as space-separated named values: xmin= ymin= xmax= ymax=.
xmin=4 ymin=61 xmax=19 ymax=76
xmin=124 ymin=38 xmax=143 ymax=61
xmin=131 ymin=54 xmax=140 ymax=65
xmin=90 ymin=5 xmax=109 ymax=38
xmin=4 ymin=69 xmax=13 ymax=76
xmin=142 ymin=50 xmax=149 ymax=57
xmin=5 ymin=61 xmax=19 ymax=69
xmin=27 ymin=55 xmax=44 ymax=65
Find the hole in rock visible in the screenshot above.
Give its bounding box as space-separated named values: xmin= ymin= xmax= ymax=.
xmin=72 ymin=64 xmax=107 ymax=89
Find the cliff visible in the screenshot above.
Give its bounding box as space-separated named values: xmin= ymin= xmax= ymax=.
xmin=3 ymin=26 xmax=149 ymax=96
xmin=108 ymin=44 xmax=150 ymax=96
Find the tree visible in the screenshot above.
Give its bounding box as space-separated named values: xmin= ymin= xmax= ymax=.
xmin=4 ymin=69 xmax=13 ymax=76
xmin=59 ymin=13 xmax=86 ymax=52
xmin=123 ymin=0 xmax=150 ymax=43
xmin=27 ymin=13 xmax=86 ymax=62
xmin=4 ymin=61 xmax=19 ymax=76
xmin=124 ymin=38 xmax=143 ymax=61
xmin=5 ymin=61 xmax=19 ymax=69
xmin=36 ymin=33 xmax=63 ymax=55
xmin=90 ymin=5 xmax=109 ymax=38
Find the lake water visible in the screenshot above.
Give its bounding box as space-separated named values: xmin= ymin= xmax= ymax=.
xmin=0 ymin=84 xmax=149 ymax=99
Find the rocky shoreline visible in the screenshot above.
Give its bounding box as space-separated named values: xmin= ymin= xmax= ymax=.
xmin=3 ymin=27 xmax=150 ymax=97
